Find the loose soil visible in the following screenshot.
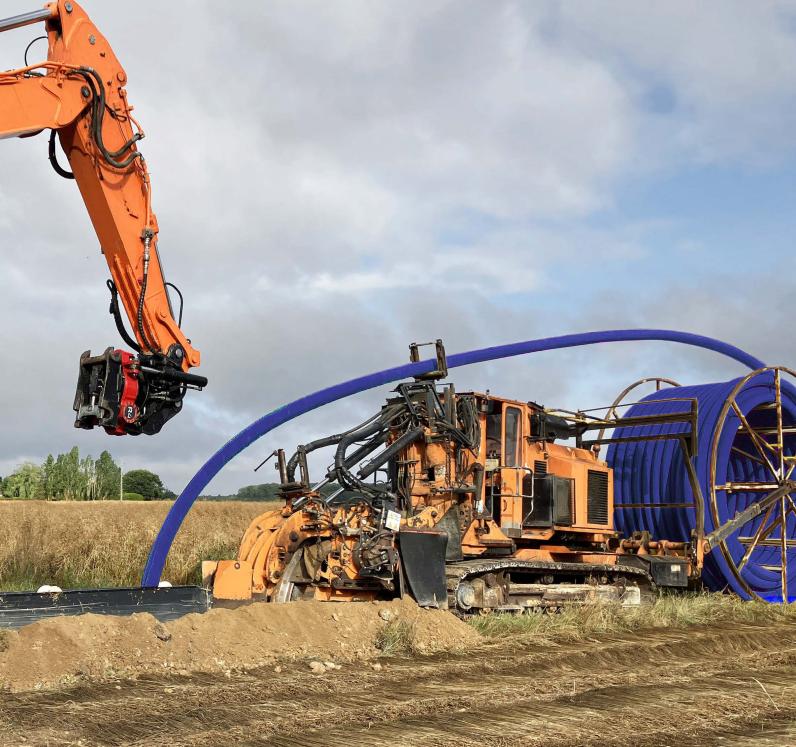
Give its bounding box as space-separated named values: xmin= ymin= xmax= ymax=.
xmin=0 ymin=597 xmax=477 ymax=692
xmin=0 ymin=604 xmax=795 ymax=746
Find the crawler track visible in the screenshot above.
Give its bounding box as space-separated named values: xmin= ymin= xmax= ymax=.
xmin=446 ymin=558 xmax=654 ymax=610
xmin=2 ymin=618 xmax=796 ymax=746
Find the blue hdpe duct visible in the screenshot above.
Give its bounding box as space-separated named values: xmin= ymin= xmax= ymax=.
xmin=142 ymin=328 xmax=766 ymax=588
xmin=608 ymin=371 xmax=796 ymax=602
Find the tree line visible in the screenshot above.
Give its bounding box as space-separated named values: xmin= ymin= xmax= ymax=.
xmin=202 ymin=482 xmax=340 ymax=502
xmin=0 ymin=448 xmax=338 ymax=502
xmin=1 ymin=447 xmax=171 ymax=501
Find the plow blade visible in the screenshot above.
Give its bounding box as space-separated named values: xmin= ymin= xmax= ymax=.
xmin=0 ymin=586 xmax=210 ymax=630
xmin=398 ymin=529 xmax=449 ymax=609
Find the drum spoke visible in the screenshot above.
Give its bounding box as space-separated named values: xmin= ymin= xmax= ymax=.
xmin=782 ymin=497 xmax=789 ymax=603
xmin=731 ymin=401 xmax=779 ymax=478
xmin=737 ymin=503 xmax=776 ymax=571
xmin=731 ymin=445 xmax=767 ymax=467
xmin=776 ymin=370 xmax=786 ymax=479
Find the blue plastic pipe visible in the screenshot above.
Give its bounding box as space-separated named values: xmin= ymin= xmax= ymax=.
xmin=142 ymin=329 xmax=765 ymax=586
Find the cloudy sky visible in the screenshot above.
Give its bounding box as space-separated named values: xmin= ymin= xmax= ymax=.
xmin=1 ymin=1 xmax=795 ymax=495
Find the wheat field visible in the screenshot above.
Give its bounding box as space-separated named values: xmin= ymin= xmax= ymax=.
xmin=0 ymin=500 xmax=274 ymax=591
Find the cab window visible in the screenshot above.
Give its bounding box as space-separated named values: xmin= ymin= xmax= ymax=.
xmin=504 ymin=407 xmax=521 ymax=467
xmin=486 ymin=411 xmax=502 ymax=460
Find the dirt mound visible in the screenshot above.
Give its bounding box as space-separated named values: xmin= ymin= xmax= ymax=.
xmin=0 ymin=597 xmax=480 ymax=692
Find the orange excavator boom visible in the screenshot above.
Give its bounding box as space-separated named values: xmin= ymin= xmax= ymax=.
xmin=0 ymin=1 xmax=206 ymax=435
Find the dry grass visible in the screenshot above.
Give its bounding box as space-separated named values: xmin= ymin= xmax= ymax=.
xmin=468 ymin=592 xmax=796 ymax=640
xmin=0 ymin=500 xmax=275 ymax=590
xmin=375 ymin=617 xmax=418 ymax=657
xmin=2 ymin=501 xmax=793 ymax=638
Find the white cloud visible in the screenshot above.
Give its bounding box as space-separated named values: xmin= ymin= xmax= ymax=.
xmin=556 ymin=1 xmax=796 ymax=164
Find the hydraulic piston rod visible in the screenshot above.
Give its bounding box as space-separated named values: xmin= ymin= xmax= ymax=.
xmin=0 ymin=7 xmax=55 ymax=34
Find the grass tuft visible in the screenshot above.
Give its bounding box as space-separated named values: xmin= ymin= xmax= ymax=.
xmin=375 ymin=617 xmax=417 ymax=657
xmin=468 ymin=592 xmax=796 ymax=640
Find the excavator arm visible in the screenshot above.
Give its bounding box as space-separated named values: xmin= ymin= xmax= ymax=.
xmin=0 ymin=1 xmax=206 ymax=435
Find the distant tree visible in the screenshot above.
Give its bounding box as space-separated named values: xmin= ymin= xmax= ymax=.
xmin=45 ymin=446 xmax=94 ymax=500
xmin=70 ymin=451 xmax=81 ymax=498
xmin=236 ymin=483 xmax=282 ymax=501
xmin=122 ymin=492 xmax=145 ymax=501
xmin=82 ymin=453 xmax=98 ymax=501
xmin=162 ymin=488 xmax=177 ymax=501
xmin=95 ymin=450 xmax=121 ymax=500
xmin=2 ymin=463 xmax=43 ymax=499
xmin=123 ymin=469 xmax=164 ymax=500
xmin=227 ymin=483 xmax=340 ymax=502
xmin=40 ymin=455 xmax=56 ymax=500
xmin=50 ymin=452 xmax=68 ymax=498
xmin=51 ymin=446 xmax=87 ymax=500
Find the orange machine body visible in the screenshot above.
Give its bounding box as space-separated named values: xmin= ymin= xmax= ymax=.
xmin=213 ymin=383 xmax=694 ymax=609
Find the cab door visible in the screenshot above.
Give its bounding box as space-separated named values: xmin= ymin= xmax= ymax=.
xmin=499 ymin=404 xmax=532 ymax=535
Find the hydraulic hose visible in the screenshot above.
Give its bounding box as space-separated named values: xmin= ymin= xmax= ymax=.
xmin=357 ymin=426 xmax=425 ymax=480
xmin=333 ymin=416 xmax=394 ymax=494
xmin=286 ymin=409 xmax=388 ymax=482
xmin=142 ymin=329 xmax=765 ymax=586
xmin=286 ymin=434 xmax=342 ymax=483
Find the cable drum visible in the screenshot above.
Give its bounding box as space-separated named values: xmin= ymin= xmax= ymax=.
xmin=607 ymin=368 xmax=796 ymax=602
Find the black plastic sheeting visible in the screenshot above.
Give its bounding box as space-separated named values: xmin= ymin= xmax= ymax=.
xmin=608 ymin=371 xmax=796 ymax=602
xmin=0 ymin=586 xmax=210 ymax=629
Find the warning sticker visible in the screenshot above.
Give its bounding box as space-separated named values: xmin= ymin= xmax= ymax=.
xmin=385 ymin=510 xmax=402 ymax=531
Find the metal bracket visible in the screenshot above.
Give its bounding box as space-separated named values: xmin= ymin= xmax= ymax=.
xmin=703 ymin=482 xmax=796 ymax=552
xmin=409 ymin=339 xmax=448 ymax=381
xmin=253 ymin=449 xmax=278 ymax=473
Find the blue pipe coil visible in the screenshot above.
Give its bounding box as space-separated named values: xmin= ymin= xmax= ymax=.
xmin=142 ymin=328 xmax=764 ymax=587
xmin=608 ymin=371 xmax=796 ymax=602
